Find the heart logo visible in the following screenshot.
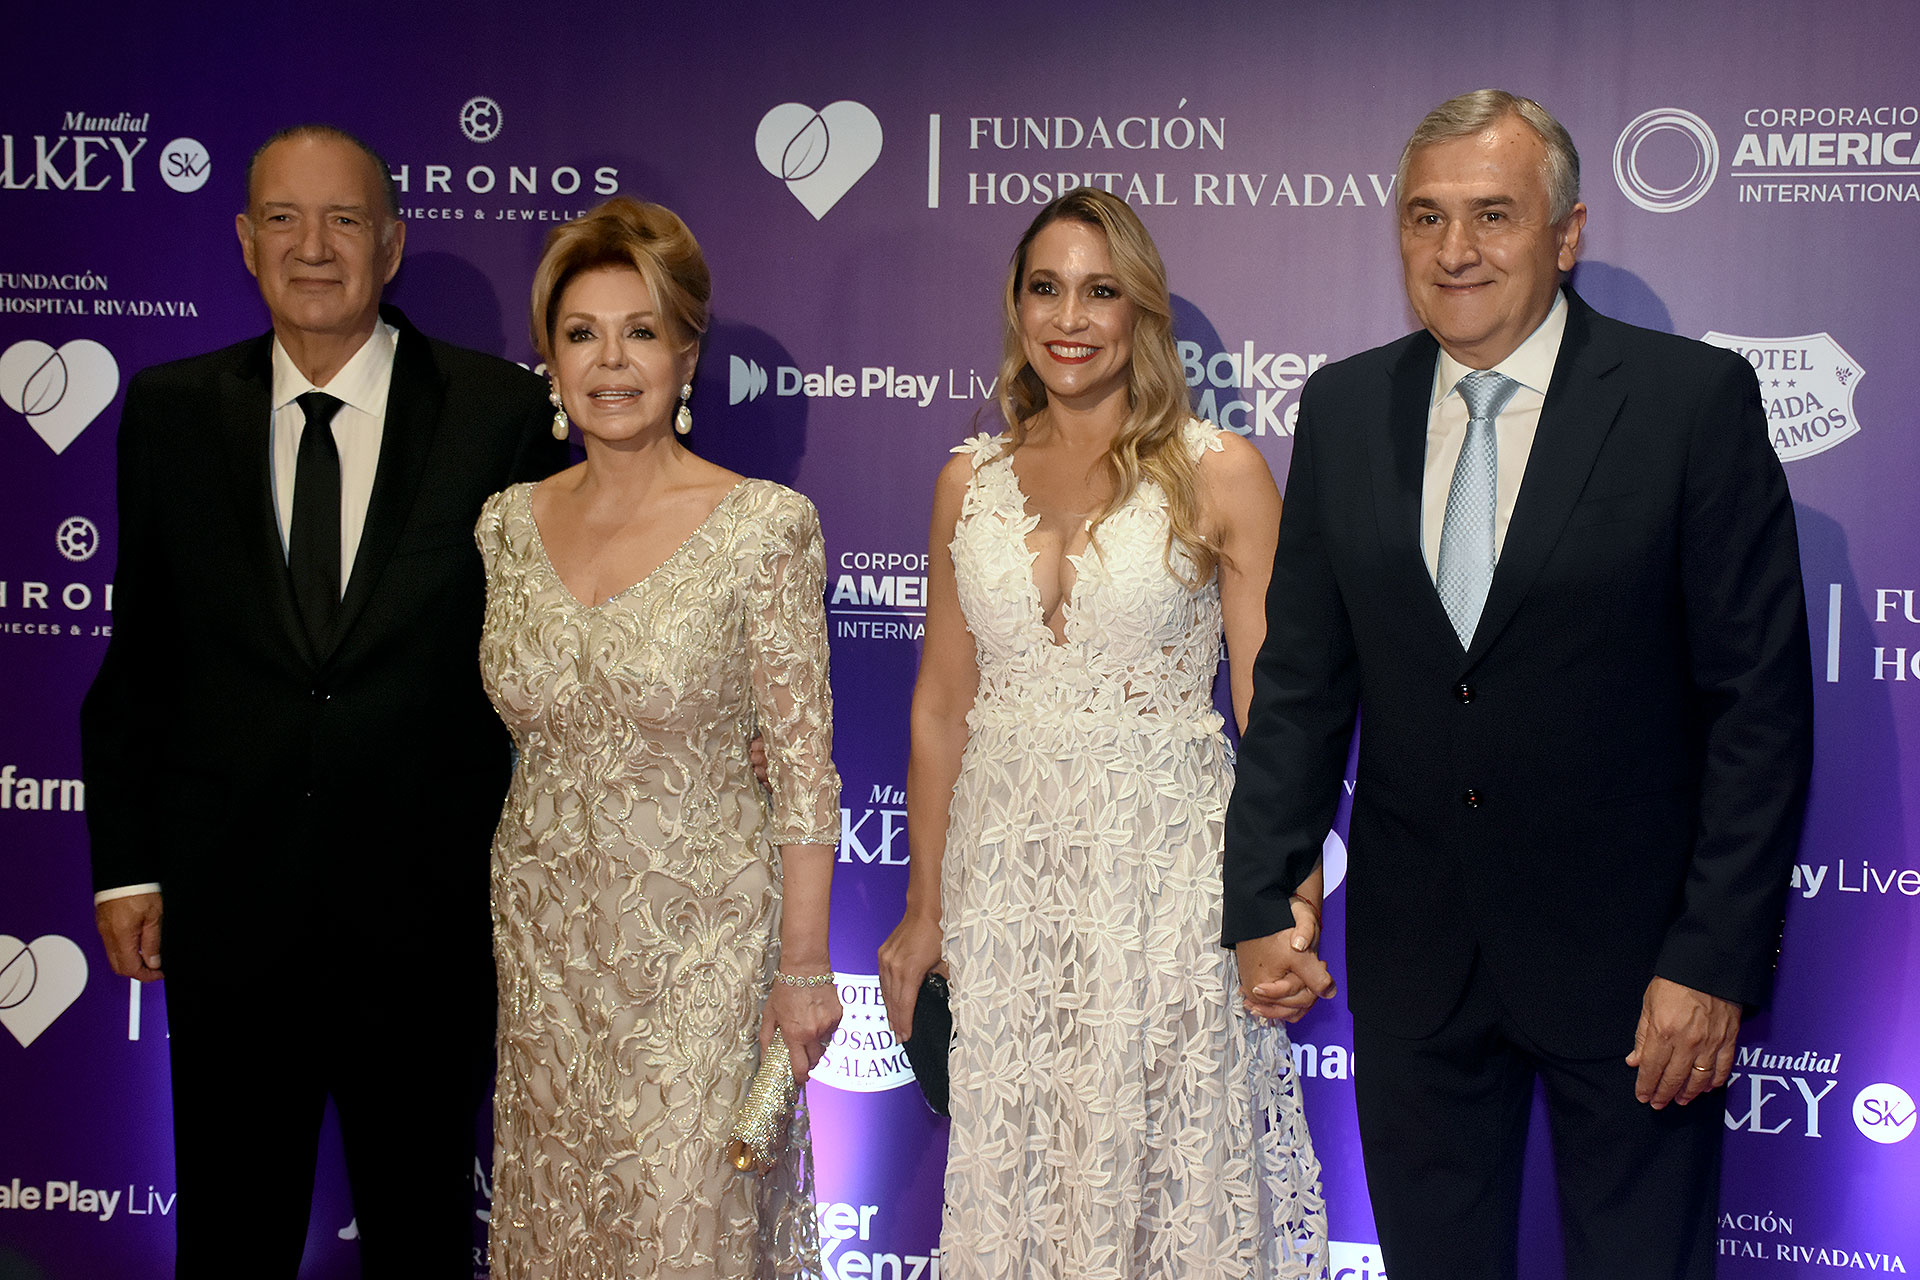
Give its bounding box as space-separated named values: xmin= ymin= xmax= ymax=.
xmin=0 ymin=934 xmax=90 ymax=1048
xmin=756 ymin=101 xmax=884 ymax=221
xmin=0 ymin=339 xmax=121 ymax=455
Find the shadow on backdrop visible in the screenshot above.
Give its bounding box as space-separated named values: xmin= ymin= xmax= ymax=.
xmin=1171 ymin=293 xmax=1246 ymax=744
xmin=689 ymin=319 xmax=809 ymax=486
xmin=1569 ymin=261 xmax=1676 ymax=334
xmin=387 ymin=251 xmax=512 ymax=361
xmin=1754 ymin=502 xmax=1910 ymax=1038
xmin=1171 ymin=292 xmax=1227 ymax=413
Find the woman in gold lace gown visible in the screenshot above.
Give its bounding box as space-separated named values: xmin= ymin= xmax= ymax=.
xmin=477 ymin=197 xmax=841 ymax=1279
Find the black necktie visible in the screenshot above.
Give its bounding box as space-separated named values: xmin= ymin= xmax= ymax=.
xmin=289 ymin=391 xmax=344 ymax=652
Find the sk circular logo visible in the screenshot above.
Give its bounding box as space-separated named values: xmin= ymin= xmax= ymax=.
xmin=1854 ymin=1082 xmax=1916 ymax=1144
xmin=159 ymin=137 xmax=211 ymax=193
xmin=1614 ymin=109 xmax=1719 ymax=213
xmin=460 ymin=96 xmax=503 ymax=143
xmin=56 ymin=516 xmax=99 ymax=563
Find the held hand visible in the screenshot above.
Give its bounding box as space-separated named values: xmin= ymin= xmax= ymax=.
xmin=762 ymin=974 xmax=842 ymax=1086
xmin=1626 ymin=976 xmax=1742 ymax=1109
xmin=1237 ymin=899 xmax=1335 ymax=1023
xmin=95 ymin=892 xmax=164 ymax=981
xmin=877 ymin=913 xmax=946 ymax=1042
xmin=748 ymin=736 xmax=770 ymax=789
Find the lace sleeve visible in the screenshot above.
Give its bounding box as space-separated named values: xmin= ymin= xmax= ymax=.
xmin=746 ymin=489 xmax=842 ymax=846
xmin=473 ymin=484 xmax=515 ymax=576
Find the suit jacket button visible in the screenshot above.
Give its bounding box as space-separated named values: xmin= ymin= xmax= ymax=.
xmin=312 ymin=687 xmax=329 ymax=702
xmin=1455 ymin=683 xmax=1475 ymax=703
xmin=1463 ymin=789 xmax=1482 ymax=808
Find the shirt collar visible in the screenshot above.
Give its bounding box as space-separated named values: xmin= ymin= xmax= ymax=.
xmin=1432 ymin=288 xmax=1568 ymax=407
xmin=271 ymin=319 xmax=398 ymax=417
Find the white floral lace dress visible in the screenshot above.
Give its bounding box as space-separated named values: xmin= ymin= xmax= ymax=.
xmin=941 ymin=421 xmax=1326 ymax=1280
xmin=476 ymin=478 xmax=840 ymax=1280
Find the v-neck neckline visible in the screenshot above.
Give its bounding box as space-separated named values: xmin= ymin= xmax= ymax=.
xmin=524 ymin=479 xmax=747 ymax=611
xmin=1001 ymin=454 xmax=1103 ymax=648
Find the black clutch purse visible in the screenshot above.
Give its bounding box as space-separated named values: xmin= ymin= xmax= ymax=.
xmin=903 ymin=972 xmax=951 ymax=1116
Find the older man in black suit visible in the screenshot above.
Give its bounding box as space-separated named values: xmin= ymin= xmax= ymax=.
xmin=82 ymin=125 xmax=566 ymax=1276
xmin=1224 ymin=90 xmax=1813 ymax=1279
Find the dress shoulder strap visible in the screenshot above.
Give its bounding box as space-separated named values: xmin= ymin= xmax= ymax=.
xmin=951 ymin=432 xmax=1007 ymax=471
xmin=1181 ymin=417 xmax=1229 ymax=462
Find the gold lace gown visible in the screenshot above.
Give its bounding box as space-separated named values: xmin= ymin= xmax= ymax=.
xmin=476 ymin=478 xmax=840 ymax=1279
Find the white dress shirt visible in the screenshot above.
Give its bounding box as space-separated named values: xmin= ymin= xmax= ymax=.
xmin=270 ymin=320 xmax=398 ymax=585
xmin=1420 ymin=290 xmax=1569 ymax=581
xmin=95 ymin=322 xmax=398 ymax=907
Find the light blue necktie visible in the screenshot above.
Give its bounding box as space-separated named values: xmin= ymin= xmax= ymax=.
xmin=1436 ymin=371 xmax=1520 ymax=649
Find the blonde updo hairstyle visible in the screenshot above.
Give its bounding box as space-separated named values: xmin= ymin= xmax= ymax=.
xmin=529 ymin=196 xmax=711 ymax=364
xmin=995 ymin=188 xmax=1213 ymax=587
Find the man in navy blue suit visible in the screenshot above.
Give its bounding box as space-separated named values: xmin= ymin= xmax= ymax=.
xmin=1224 ymin=91 xmax=1812 ymax=1279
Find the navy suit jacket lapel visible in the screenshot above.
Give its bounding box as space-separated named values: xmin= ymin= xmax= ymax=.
xmin=215 ymin=335 xmax=318 ymax=668
xmin=1464 ymin=291 xmax=1627 ymax=669
xmin=1369 ymin=329 xmax=1461 ymax=655
xmin=328 ymin=309 xmax=443 ymax=659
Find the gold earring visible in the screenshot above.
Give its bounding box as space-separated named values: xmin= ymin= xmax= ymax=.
xmin=549 ymin=384 xmax=568 ymax=441
xmin=674 ymin=383 xmax=692 ymax=436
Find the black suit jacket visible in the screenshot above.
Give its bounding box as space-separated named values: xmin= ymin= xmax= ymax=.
xmin=81 ymin=306 xmax=565 ymax=983
xmin=1223 ymin=291 xmax=1813 ymax=1058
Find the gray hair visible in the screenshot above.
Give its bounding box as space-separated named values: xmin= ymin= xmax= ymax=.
xmin=244 ymin=124 xmax=400 ymax=226
xmin=1396 ymin=90 xmax=1581 ymax=224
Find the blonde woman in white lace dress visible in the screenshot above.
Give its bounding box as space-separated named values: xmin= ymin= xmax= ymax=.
xmin=878 ymin=188 xmax=1329 ymax=1279
xmin=478 ymin=197 xmax=841 ymax=1279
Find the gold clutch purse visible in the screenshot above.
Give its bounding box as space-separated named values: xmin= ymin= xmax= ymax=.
xmin=727 ymin=1029 xmax=797 ymax=1172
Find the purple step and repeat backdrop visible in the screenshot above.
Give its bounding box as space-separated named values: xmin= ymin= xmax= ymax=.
xmin=4 ymin=3 xmax=1916 ymax=1277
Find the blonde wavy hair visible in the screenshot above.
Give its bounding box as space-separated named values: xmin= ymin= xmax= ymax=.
xmin=994 ymin=188 xmax=1213 ymax=587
